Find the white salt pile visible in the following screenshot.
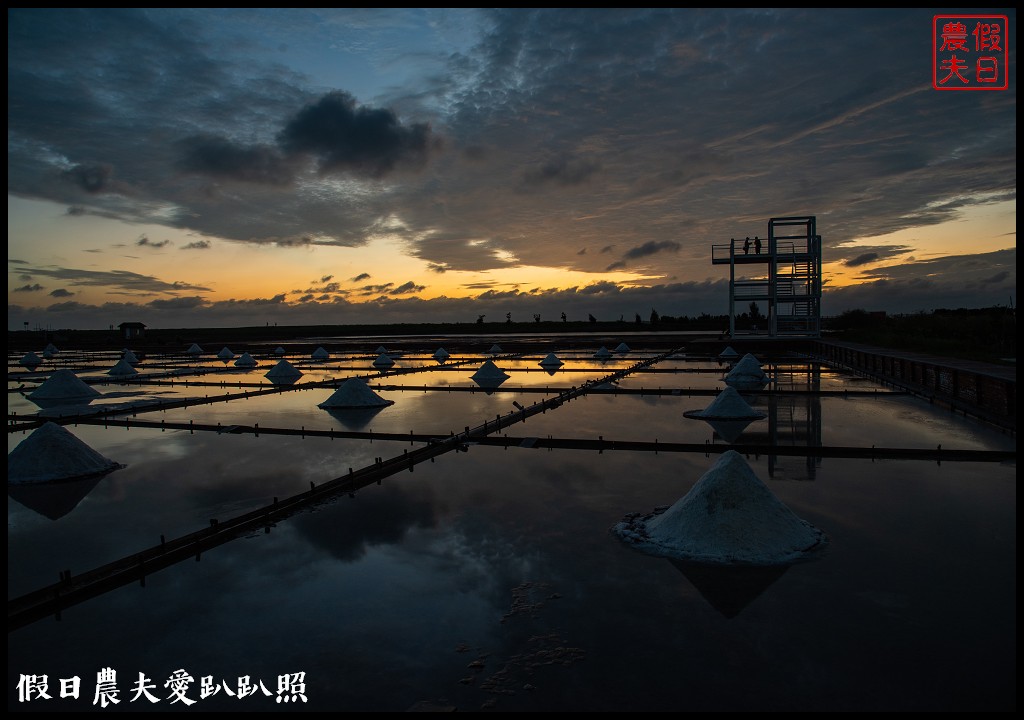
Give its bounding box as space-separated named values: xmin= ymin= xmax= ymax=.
xmin=20 ymin=352 xmax=42 ymax=367
xmin=42 ymin=349 xmax=54 ymax=360
xmin=217 ymin=347 xmax=235 ymax=360
xmin=45 ymin=343 xmax=59 ymax=354
xmin=28 ymin=369 xmax=101 ymax=402
xmin=594 ymin=346 xmax=613 ymax=359
xmin=539 ymin=352 xmax=563 ymax=368
xmin=612 ymin=450 xmax=827 ymax=566
xmin=614 ymin=342 xmax=631 ymax=353
xmin=471 ymin=360 xmax=509 ymax=389
xmin=488 ymin=343 xmax=503 ymax=354
xmin=376 ymin=345 xmax=388 ymax=354
xmin=318 ymin=378 xmax=394 ymax=409
xmin=372 ymin=353 xmax=395 ymax=369
xmin=186 ymin=343 xmax=203 ymax=355
xmin=234 ymin=352 xmax=258 ymax=368
xmin=8 ymin=422 xmax=123 ymax=484
xmin=122 ymin=349 xmax=140 ymax=365
xmin=265 ymin=359 xmax=303 ymax=384
xmin=684 ymin=386 xmax=766 ymax=420
xmin=719 ymin=346 xmax=739 ymax=359
xmin=725 ymin=353 xmax=768 ymax=389
xmin=312 ymin=347 xmax=330 ymax=360
xmin=433 ymin=348 xmax=450 ymax=361
xmin=107 ymin=358 xmax=139 ymax=377
xmin=274 ymin=346 xmax=287 ymax=356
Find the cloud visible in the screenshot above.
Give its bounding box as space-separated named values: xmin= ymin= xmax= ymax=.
xmin=176 ymin=134 xmax=295 ymax=185
xmin=388 ymin=281 xmax=426 ymax=295
xmin=136 ymin=235 xmax=172 ymax=249
xmin=623 ymin=241 xmax=681 ymax=260
xmin=148 ymin=296 xmax=208 ymax=310
xmin=605 ymin=261 xmax=627 ymax=271
xmin=13 ymin=266 xmax=211 ymax=294
xmin=181 ymin=240 xmax=211 ymax=250
xmin=49 ymin=289 xmax=74 ymax=297
xmin=14 ymin=284 xmax=44 ymax=292
xmin=351 ymin=273 xmax=371 ymax=282
xmin=845 ymin=252 xmax=880 ymax=267
xmin=319 ymin=275 xmax=334 ymax=283
xmin=61 ymin=163 xmax=113 ymax=194
xmin=519 ymin=155 xmax=601 ymax=190
xmin=277 ymin=91 xmax=437 ymax=178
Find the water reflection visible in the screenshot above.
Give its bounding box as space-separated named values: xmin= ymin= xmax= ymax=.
xmin=669 ymin=560 xmax=789 ymax=618
xmin=6 ymin=345 xmax=1016 ymax=712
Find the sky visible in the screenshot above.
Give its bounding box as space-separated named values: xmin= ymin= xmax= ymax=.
xmin=7 ymin=8 xmax=1017 ymax=331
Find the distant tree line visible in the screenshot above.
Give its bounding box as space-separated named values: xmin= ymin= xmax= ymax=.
xmin=825 ymin=306 xmax=1015 ymax=363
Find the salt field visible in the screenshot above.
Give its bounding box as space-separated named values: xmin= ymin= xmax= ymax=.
xmin=7 ymin=337 xmax=1016 ymax=712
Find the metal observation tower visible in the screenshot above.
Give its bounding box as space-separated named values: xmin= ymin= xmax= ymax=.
xmin=711 ymin=216 xmax=822 ymax=338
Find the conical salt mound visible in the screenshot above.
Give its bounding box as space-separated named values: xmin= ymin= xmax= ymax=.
xmin=8 ymin=422 xmax=122 ymax=484
xmin=539 ymin=352 xmax=563 ymax=368
xmin=107 ymin=358 xmax=139 ymax=376
xmin=684 ymin=386 xmax=766 ymax=420
xmin=614 ymin=342 xmax=631 ymax=353
xmin=725 ymin=353 xmax=768 ymax=389
xmin=719 ymin=346 xmax=739 ymax=359
xmin=612 ymin=451 xmax=827 ymax=566
xmin=42 ymin=349 xmax=54 ymax=360
xmin=265 ymin=359 xmax=302 ymax=384
xmin=20 ymin=352 xmax=42 ymax=367
xmin=376 ymin=345 xmax=388 ymax=354
xmin=312 ymin=346 xmax=330 ymax=360
xmin=45 ymin=343 xmax=59 ymax=354
xmin=372 ymin=353 xmax=395 ymax=369
xmin=122 ymin=349 xmax=140 ymax=365
xmin=28 ymin=369 xmax=101 ymax=401
xmin=471 ymin=360 xmax=509 ymax=389
xmin=488 ymin=343 xmax=503 ymax=354
xmin=217 ymin=347 xmax=235 ymax=360
xmin=318 ymin=378 xmax=394 ymax=409
xmin=472 ymin=359 xmax=509 ymax=381
xmin=433 ymin=348 xmax=450 ymax=361
xmin=594 ymin=346 xmax=612 ymax=359
xmin=186 ymin=343 xmax=203 ymax=355
xmin=234 ymin=352 xmax=258 ymax=368
xmin=274 ymin=346 xmax=287 ymax=356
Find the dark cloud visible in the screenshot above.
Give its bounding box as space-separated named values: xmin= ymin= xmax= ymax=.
xmin=623 ymin=241 xmax=681 ymax=260
xmin=577 ymin=248 xmax=587 ymax=255
xmin=605 ymin=261 xmax=627 ymax=271
xmin=136 ymin=235 xmax=171 ymax=249
xmin=148 ymin=296 xmax=208 ymax=310
xmin=13 ymin=266 xmax=211 ymax=294
xmin=351 ymin=273 xmax=371 ymax=282
xmin=845 ymin=252 xmax=879 ymax=267
xmin=426 ymin=264 xmax=447 ymax=273
xmin=45 ymin=301 xmax=89 ymax=312
xmin=176 ymin=134 xmax=295 ymax=185
xmin=19 ymin=274 xmax=33 ymax=281
xmin=389 ymin=281 xmax=426 ymax=295
xmin=49 ymin=289 xmax=74 ymax=298
xmin=319 ymin=275 xmax=334 ymax=283
xmin=181 ymin=240 xmax=211 ymax=250
xmin=62 ymin=164 xmax=113 ymax=194
xmin=277 ymin=91 xmax=437 ymax=178
xmin=600 ymin=246 xmax=615 ymax=254
xmin=14 ymin=284 xmax=44 ymax=292
xmin=519 ymin=155 xmax=601 ymax=190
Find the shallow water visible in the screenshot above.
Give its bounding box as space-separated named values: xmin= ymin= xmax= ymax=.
xmin=7 ymin=345 xmax=1016 ymax=712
